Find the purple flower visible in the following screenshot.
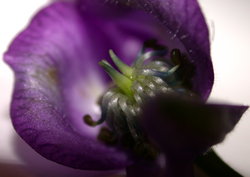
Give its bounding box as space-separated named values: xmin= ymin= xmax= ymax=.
xmin=4 ymin=0 xmax=248 ymax=176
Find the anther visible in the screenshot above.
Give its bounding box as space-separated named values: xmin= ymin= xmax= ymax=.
xmin=83 ymin=115 xmax=98 ymax=126
xmin=84 ymin=42 xmax=191 ymax=160
xmin=171 ymin=49 xmax=182 ymax=64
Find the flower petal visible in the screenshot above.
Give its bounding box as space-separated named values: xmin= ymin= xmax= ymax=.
xmin=4 ymin=1 xmax=142 ymax=170
xmin=141 ymin=95 xmax=247 ymax=176
xmin=5 ymin=0 xmax=196 ymax=170
xmin=141 ymin=95 xmax=248 ymax=159
xmin=126 ymin=160 xmax=163 ymax=177
xmin=112 ymin=0 xmax=214 ymax=99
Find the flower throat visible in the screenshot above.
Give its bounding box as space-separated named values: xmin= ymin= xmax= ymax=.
xmin=84 ymin=40 xmax=193 ymax=159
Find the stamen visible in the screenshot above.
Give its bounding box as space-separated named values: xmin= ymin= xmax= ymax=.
xmin=97 ymin=127 xmax=117 ymax=145
xmin=145 ymin=88 xmax=155 ymax=97
xmin=145 ymin=65 xmax=179 ymax=79
xmin=151 ymin=60 xmax=168 ymax=67
xmin=108 ymin=94 xmax=120 ymax=113
xmin=83 ymin=90 xmax=117 ymax=126
xmin=171 ymin=48 xmax=182 ymax=64
xmin=83 ymin=107 xmax=108 ymax=126
xmin=167 ymin=65 xmax=179 ymax=74
xmin=141 ymin=68 xmax=154 ymax=75
xmin=133 ymin=50 xmax=167 ymax=67
xmin=158 ymin=66 xmax=169 ymax=72
xmin=83 ymin=115 xmax=98 ymax=126
xmin=118 ymin=96 xmax=129 ymax=112
xmin=147 ymin=81 xmax=156 ymax=90
xmin=151 ymin=76 xmax=166 ymax=85
xmin=123 ymin=106 xmax=140 ymax=140
xmin=132 ymin=82 xmax=145 ymax=98
xmin=143 ymin=61 xmax=169 ymax=72
xmin=160 ymin=86 xmax=171 ymax=93
xmin=116 ymin=97 xmax=140 ymax=141
xmin=84 ymin=41 xmax=192 ymax=160
xmin=134 ymin=93 xmax=143 ymax=104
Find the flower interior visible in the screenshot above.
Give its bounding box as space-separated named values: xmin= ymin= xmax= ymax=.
xmin=4 ymin=0 xmax=249 ymax=172
xmin=84 ymin=40 xmax=194 ymax=159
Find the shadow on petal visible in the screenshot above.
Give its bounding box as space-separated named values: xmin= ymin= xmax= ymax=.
xmin=0 ymin=163 xmax=36 ymax=177
xmin=12 ymin=133 xmax=123 ymax=177
xmin=140 ymin=94 xmax=247 ymax=176
xmin=141 ymin=94 xmax=248 ymax=158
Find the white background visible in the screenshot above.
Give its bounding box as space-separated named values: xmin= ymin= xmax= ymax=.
xmin=0 ymin=0 xmax=250 ymax=176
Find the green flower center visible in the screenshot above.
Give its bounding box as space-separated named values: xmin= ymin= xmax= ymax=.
xmin=84 ymin=40 xmax=192 ymax=159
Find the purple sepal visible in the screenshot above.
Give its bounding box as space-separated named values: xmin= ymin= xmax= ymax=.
xmin=142 ymin=95 xmax=248 ymax=160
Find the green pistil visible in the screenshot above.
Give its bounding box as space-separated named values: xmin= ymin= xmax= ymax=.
xmin=99 ymin=59 xmax=133 ymax=97
xmin=109 ymin=50 xmax=133 ymax=78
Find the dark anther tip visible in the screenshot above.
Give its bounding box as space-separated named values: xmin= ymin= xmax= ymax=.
xmin=83 ymin=115 xmax=97 ymax=126
xmin=171 ymin=49 xmax=182 ymax=65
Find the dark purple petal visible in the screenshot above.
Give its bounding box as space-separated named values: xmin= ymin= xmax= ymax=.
xmin=4 ymin=0 xmax=225 ymax=172
xmin=142 ymin=95 xmax=248 ymax=159
xmin=111 ymin=0 xmax=214 ymax=99
xmin=126 ymin=153 xmax=194 ymax=177
xmin=126 ymin=160 xmax=163 ymax=177
xmin=4 ymin=2 xmax=134 ymax=170
xmin=4 ymin=0 xmax=199 ymax=170
xmin=141 ymin=95 xmax=247 ymax=176
xmin=4 ymin=1 xmax=165 ymax=170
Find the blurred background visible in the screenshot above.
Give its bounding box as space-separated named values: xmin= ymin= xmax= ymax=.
xmin=0 ymin=0 xmax=249 ymax=176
